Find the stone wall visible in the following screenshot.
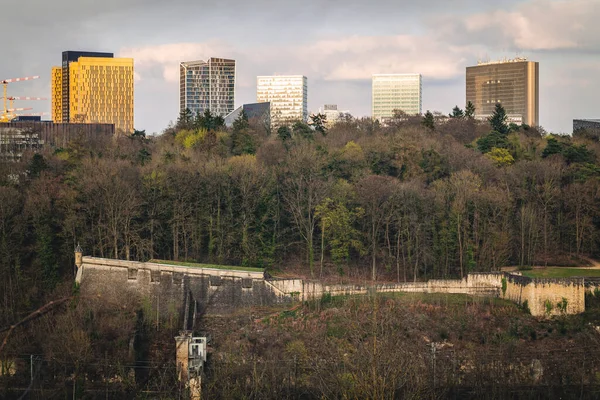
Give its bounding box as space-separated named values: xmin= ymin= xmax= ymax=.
xmin=502 ymin=274 xmax=585 ymax=317
xmin=268 ymin=273 xmax=504 ymax=301
xmin=77 ymin=256 xmax=586 ymax=318
xmin=77 ymin=257 xmax=290 ymax=319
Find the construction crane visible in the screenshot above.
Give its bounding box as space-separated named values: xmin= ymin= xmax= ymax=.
xmin=0 ymin=75 xmax=40 ymax=122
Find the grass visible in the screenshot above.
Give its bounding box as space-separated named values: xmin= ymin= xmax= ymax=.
xmin=521 ymin=268 xmax=600 ymax=278
xmin=148 ymin=259 xmax=264 ymax=273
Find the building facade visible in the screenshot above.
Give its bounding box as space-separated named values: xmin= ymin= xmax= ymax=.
xmin=179 ymin=58 xmax=236 ymax=117
xmin=372 ymin=74 xmax=422 ymax=122
xmin=256 ymin=75 xmax=307 ymax=128
xmin=573 ymin=119 xmax=600 ymax=132
xmin=319 ymin=104 xmax=350 ymax=127
xmin=51 ymin=51 xmax=134 ymax=133
xmin=466 ymin=58 xmax=539 ymax=126
xmin=224 ymin=102 xmax=270 ymax=128
xmin=1 ymin=121 xmax=114 ymax=161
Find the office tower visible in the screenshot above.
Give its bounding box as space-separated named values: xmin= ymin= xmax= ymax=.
xmin=179 ymin=58 xmax=236 ymax=117
xmin=466 ymin=58 xmax=539 ymax=126
xmin=372 ymin=74 xmax=422 ymax=122
xmin=256 ymin=75 xmax=307 ymax=128
xmin=51 ymin=51 xmax=134 ymax=133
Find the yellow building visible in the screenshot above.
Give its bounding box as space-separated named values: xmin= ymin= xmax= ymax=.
xmin=51 ymin=53 xmax=134 ymax=133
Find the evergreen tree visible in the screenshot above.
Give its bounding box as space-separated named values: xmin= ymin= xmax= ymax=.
xmin=176 ymin=108 xmax=194 ymax=130
xmin=465 ymin=101 xmax=476 ymax=119
xmin=310 ymin=113 xmax=328 ymax=136
xmin=450 ymin=106 xmax=464 ymax=119
xmin=488 ymin=103 xmax=509 ymax=134
xmin=277 ymin=125 xmax=292 ymax=142
xmin=422 ymin=110 xmax=435 ymax=131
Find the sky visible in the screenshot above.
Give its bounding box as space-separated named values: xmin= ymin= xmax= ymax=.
xmin=2 ymin=0 xmax=599 ymax=134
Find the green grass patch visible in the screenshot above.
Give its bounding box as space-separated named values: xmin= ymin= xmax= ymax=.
xmin=521 ymin=268 xmax=600 ymax=278
xmin=148 ymin=259 xmax=264 ymax=273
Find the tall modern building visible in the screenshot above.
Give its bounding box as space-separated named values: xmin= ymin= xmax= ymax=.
xmin=179 ymin=58 xmax=236 ymax=117
xmin=372 ymin=74 xmax=422 ymax=122
xmin=466 ymin=58 xmax=539 ymax=126
xmin=256 ymin=75 xmax=307 ymax=128
xmin=51 ymin=51 xmax=134 ymax=133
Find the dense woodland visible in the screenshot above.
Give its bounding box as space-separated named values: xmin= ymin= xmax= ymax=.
xmin=2 ymin=105 xmax=600 ymax=320
xmin=3 ymin=105 xmax=600 ymax=397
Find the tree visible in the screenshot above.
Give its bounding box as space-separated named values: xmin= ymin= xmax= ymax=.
xmin=277 ymin=125 xmax=292 ymax=142
xmin=450 ymin=106 xmax=464 ymax=119
xmin=422 ymin=110 xmax=435 ymax=131
xmin=356 ymin=175 xmax=396 ymax=281
xmin=315 ymin=195 xmax=363 ymax=278
xmin=176 ymin=108 xmax=194 ymax=131
xmin=230 ymin=110 xmax=256 ymax=155
xmin=465 ymin=101 xmax=476 ymax=119
xmin=310 ymin=113 xmax=328 ymax=136
xmin=280 ymin=144 xmax=328 ymax=277
xmin=488 ymin=103 xmax=509 ymax=134
xmin=485 ymin=147 xmax=515 ymax=167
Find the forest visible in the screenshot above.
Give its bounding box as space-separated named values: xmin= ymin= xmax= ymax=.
xmin=3 ymin=105 xmax=600 ymax=397
xmin=2 ymin=105 xmax=600 ymax=321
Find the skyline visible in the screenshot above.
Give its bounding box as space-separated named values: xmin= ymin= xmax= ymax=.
xmin=2 ymin=0 xmax=599 ymax=134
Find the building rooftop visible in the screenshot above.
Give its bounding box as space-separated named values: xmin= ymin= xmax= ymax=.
xmin=476 ymin=57 xmax=529 ymax=66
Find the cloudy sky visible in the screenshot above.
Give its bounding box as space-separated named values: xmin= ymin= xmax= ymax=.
xmin=2 ymin=0 xmax=599 ymax=134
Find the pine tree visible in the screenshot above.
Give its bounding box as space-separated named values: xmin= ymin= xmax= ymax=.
xmin=465 ymin=101 xmax=476 ymax=119
xmin=422 ymin=110 xmax=435 ymax=131
xmin=488 ymin=103 xmax=509 ymax=134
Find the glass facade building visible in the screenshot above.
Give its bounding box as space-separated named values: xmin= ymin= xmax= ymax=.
xmin=466 ymin=58 xmax=539 ymax=126
xmin=51 ymin=51 xmax=134 ymax=133
xmin=256 ymin=75 xmax=307 ymax=128
xmin=372 ymin=74 xmax=422 ymax=122
xmin=179 ymin=58 xmax=236 ymax=117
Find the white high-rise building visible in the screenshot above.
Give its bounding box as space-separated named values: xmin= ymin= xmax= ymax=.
xmin=372 ymin=74 xmax=422 ymax=122
xmin=257 ymin=75 xmax=307 ymax=128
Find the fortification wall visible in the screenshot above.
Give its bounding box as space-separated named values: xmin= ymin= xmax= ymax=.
xmin=78 ymin=257 xmax=289 ymax=317
xmin=502 ymin=274 xmax=585 ymax=317
xmin=78 ymin=256 xmax=586 ymax=318
xmin=268 ymin=272 xmax=504 ymax=301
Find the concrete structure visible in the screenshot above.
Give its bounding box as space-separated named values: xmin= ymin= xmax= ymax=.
xmin=502 ymin=274 xmax=585 ymax=317
xmin=372 ymin=74 xmax=422 ymax=122
xmin=224 ymin=102 xmax=270 ymax=128
xmin=318 ymin=104 xmax=350 ymax=127
xmin=179 ymin=58 xmax=236 ymax=117
xmin=257 ymin=75 xmax=307 ymax=128
xmin=52 ymin=51 xmax=134 ymax=133
xmin=466 ymin=58 xmax=539 ymax=126
xmin=76 ymin=255 xmax=589 ymax=318
xmin=0 ymin=121 xmax=114 ymax=161
xmin=573 ymin=119 xmax=600 ymax=132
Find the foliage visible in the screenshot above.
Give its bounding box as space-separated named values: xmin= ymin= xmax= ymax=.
xmin=486 ymin=147 xmax=515 ymax=167
xmin=450 ymin=106 xmax=464 ymax=119
xmin=465 ymin=101 xmax=476 ymax=119
xmin=488 ymin=103 xmax=509 ymax=134
xmin=422 ymin=110 xmax=435 ymax=131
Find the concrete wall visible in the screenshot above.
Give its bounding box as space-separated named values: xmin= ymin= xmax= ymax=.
xmin=268 ymin=273 xmax=504 ymax=301
xmin=78 ymin=256 xmax=586 ymax=318
xmin=502 ymin=274 xmax=585 ymax=317
xmin=78 ymin=257 xmax=290 ymax=318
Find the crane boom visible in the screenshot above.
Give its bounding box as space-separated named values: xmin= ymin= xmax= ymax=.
xmin=4 ymin=96 xmax=47 ymax=101
xmin=0 ymin=75 xmax=40 ymax=84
